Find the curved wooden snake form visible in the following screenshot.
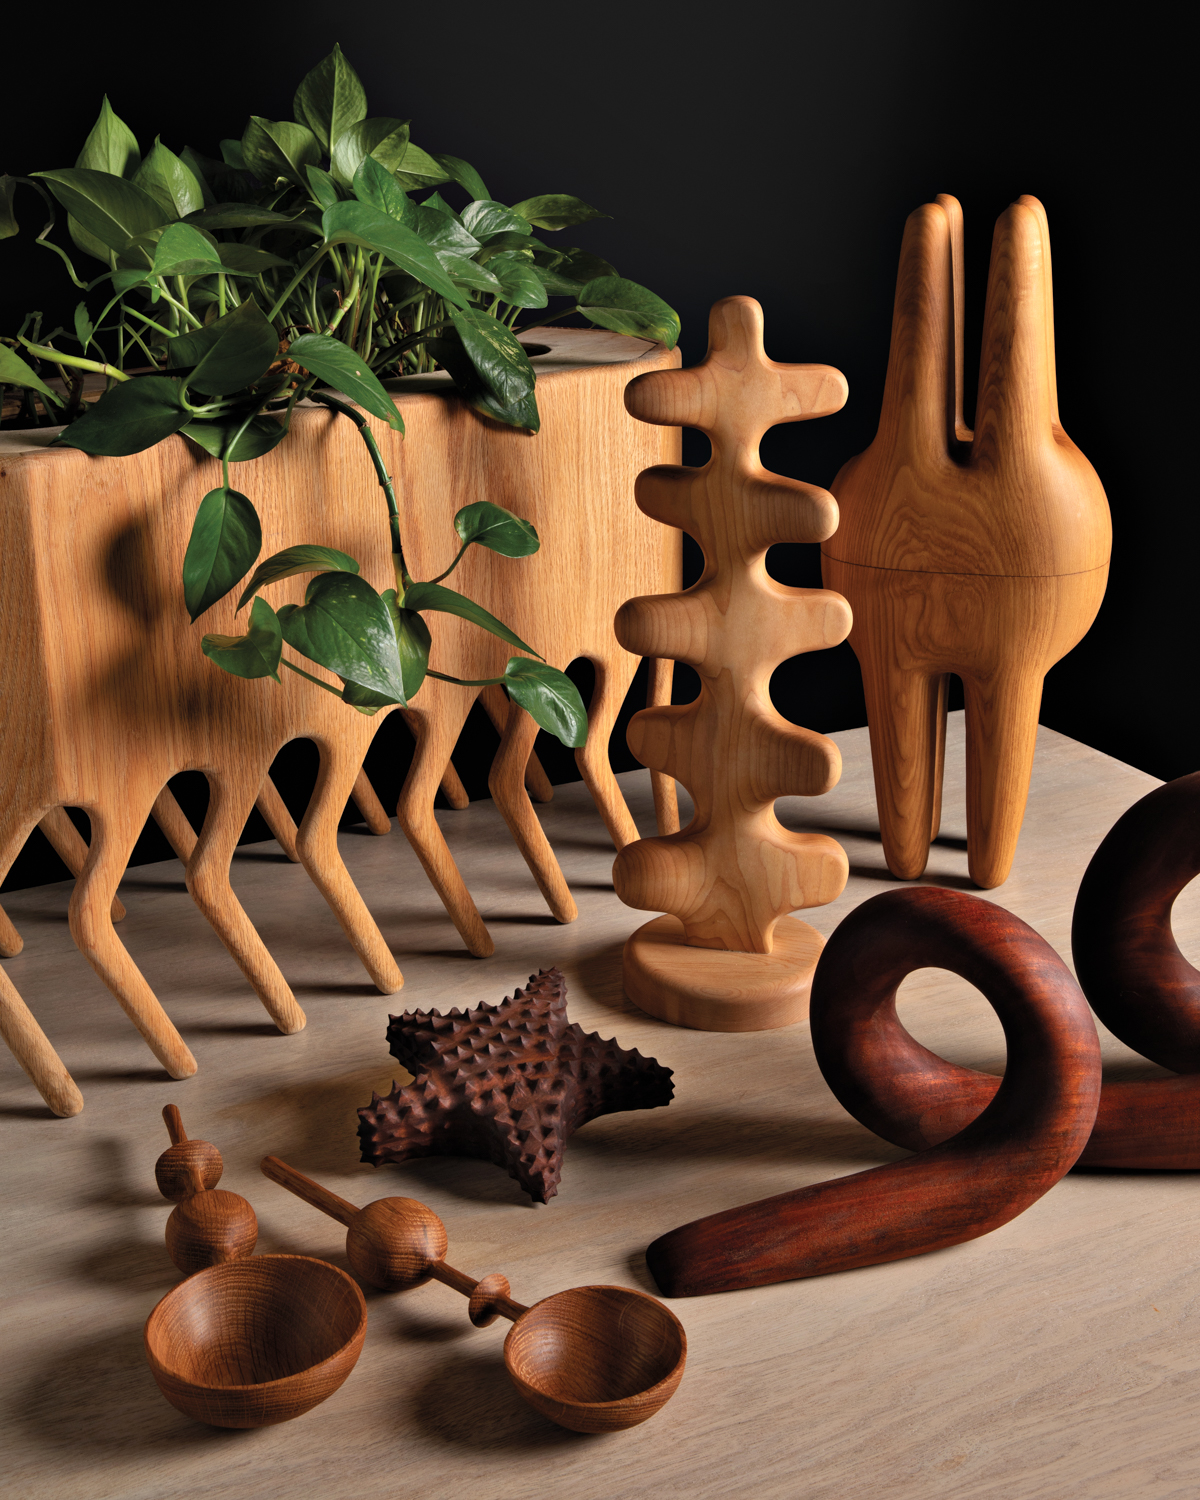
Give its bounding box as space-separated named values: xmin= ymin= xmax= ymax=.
xmin=646 ymin=887 xmax=1101 ymax=1296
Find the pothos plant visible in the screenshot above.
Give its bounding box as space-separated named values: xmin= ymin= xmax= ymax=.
xmin=0 ymin=45 xmax=681 ymax=743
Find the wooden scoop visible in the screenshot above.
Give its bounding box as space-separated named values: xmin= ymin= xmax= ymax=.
xmin=157 ymin=1105 xmax=257 ymax=1275
xmin=260 ymin=1155 xmax=686 ymax=1433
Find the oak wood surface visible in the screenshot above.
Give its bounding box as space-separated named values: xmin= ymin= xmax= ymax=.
xmin=156 ymin=1105 xmax=257 ymax=1274
xmin=822 ymin=194 xmax=1111 ymax=889
xmin=4 ymin=722 xmax=1199 ymax=1499
xmin=614 ymin=297 xmax=850 ymax=1030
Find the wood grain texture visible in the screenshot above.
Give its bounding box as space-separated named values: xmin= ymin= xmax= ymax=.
xmin=822 ymin=194 xmax=1111 ymax=889
xmin=0 ymin=329 xmax=678 ymax=1109
xmin=646 ymin=887 xmax=1101 ymax=1296
xmin=143 ymin=1255 xmax=367 ymax=1428
xmin=614 ymin=297 xmax=850 ymax=1030
xmin=156 ymin=1105 xmax=257 ymax=1273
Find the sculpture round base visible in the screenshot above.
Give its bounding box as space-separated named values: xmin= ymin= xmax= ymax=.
xmin=622 ymin=915 xmax=825 ymax=1032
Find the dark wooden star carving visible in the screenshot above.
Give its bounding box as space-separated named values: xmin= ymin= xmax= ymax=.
xmin=356 ymin=968 xmax=674 ymax=1203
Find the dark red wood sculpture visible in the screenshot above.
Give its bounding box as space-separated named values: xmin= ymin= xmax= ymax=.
xmin=645 ymin=888 xmax=1102 ymax=1297
xmin=357 ymin=968 xmax=674 ymax=1203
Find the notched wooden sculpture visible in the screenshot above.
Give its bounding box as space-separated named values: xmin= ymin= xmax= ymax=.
xmin=645 ymin=887 xmax=1102 ymax=1296
xmin=262 ymin=1155 xmax=686 ymax=1433
xmin=356 ymin=967 xmax=674 ymax=1202
xmin=613 ymin=296 xmax=852 ymax=1031
xmin=156 ymin=1104 xmax=257 ymax=1275
xmin=822 ymin=194 xmax=1111 ymax=888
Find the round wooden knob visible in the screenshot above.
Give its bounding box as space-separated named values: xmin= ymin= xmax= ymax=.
xmin=156 ymin=1141 xmax=223 ymax=1202
xmin=646 ymin=887 xmax=1102 ymax=1296
xmin=345 ymin=1197 xmax=448 ymax=1291
xmin=165 ymin=1189 xmax=258 ymax=1276
xmin=1072 ymin=771 xmax=1200 ymax=1072
xmin=467 ymin=1273 xmax=513 ymax=1328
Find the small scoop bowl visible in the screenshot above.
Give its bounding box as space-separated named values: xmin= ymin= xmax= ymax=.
xmin=144 ymin=1254 xmax=367 ymax=1428
xmin=260 ymin=1156 xmax=686 ymax=1432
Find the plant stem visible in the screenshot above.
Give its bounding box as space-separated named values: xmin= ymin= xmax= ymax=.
xmin=19 ymin=343 xmax=131 ymax=383
xmin=281 ymin=656 xmax=344 ymax=695
xmin=510 ymin=304 xmax=577 ymax=336
xmin=426 ymin=669 xmax=505 ymax=687
xmin=307 ymin=389 xmax=409 ymax=589
xmin=267 ymin=244 xmax=330 ymax=323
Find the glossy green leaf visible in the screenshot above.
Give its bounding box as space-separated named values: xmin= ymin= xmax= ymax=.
xmin=448 ymin=307 xmax=537 ymax=409
xmin=293 ymin=44 xmax=368 ymax=155
xmin=0 ymin=175 xmax=18 ymax=239
xmin=486 ymin=252 xmax=548 ymax=309
xmin=377 ymin=588 xmax=430 ymax=700
xmin=503 ymin=658 xmax=588 ymax=747
xmin=76 ymin=97 xmax=141 ymax=178
xmin=186 ymin=205 xmax=303 ymax=231
xmin=134 ymin=139 xmax=205 ymax=220
xmin=241 ymin=118 xmax=321 ymax=188
xmin=509 ymin=194 xmax=607 ymax=231
xmin=576 ymin=276 xmax=680 ymax=348
xmin=169 ymin=298 xmax=279 ymax=396
xmin=182 ymin=484 xmax=262 ymax=621
xmin=351 ymin=156 xmax=413 ymax=222
xmin=410 ymin=200 xmax=480 ymax=256
xmin=0 ymin=344 xmax=59 ymax=400
xmin=454 ymin=501 xmax=540 ymax=558
xmin=320 ymin=200 xmax=465 ymax=307
xmin=330 ymin=117 xmax=411 ymax=189
xmin=33 ymin=168 xmax=165 ymax=253
xmin=419 ymin=191 xmax=459 ymax=220
xmin=182 ymin=414 xmax=287 ymax=462
xmin=402 ymin=580 xmax=541 ymax=657
xmin=280 ymin=571 xmax=405 ymax=702
xmin=237 ymin=545 xmax=360 ymax=610
xmin=73 ymin=303 xmax=94 ymax=354
xmin=178 ymin=147 xmax=219 ymax=207
xmin=55 ymin=376 xmax=189 ymax=455
xmin=426 ymin=333 xmax=540 ymax=432
xmin=432 ymin=153 xmax=489 ymax=202
xmin=151 ymin=221 xmax=222 ymax=276
xmin=393 ymin=142 xmax=452 ymax=193
xmin=219 ymin=139 xmax=246 ymax=169
xmin=461 ymin=200 xmax=530 ymax=240
xmin=202 ymin=596 xmax=282 ymax=682
xmin=305 ymin=165 xmax=341 ymax=211
xmin=439 ymin=253 xmax=502 ymax=295
xmin=211 ymin=242 xmax=292 ymax=275
xmin=287 ymin=333 xmax=402 ymax=429
xmin=476 ymin=230 xmax=548 ymax=259
xmin=532 ymin=246 xmax=617 ymax=295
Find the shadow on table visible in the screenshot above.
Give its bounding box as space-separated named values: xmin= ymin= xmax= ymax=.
xmin=408 ymin=1346 xmax=586 ymax=1451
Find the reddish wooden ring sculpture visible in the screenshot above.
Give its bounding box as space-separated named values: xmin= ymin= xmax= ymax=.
xmin=646 ymin=887 xmax=1101 ymax=1297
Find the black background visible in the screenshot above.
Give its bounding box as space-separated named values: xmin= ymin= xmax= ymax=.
xmin=2 ymin=2 xmax=1192 ymax=889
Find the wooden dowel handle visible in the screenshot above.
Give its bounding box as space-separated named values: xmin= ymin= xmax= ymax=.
xmin=163 ymin=1103 xmax=186 ymax=1145
xmin=429 ymin=1260 xmax=478 ymax=1297
xmin=430 ymin=1260 xmax=529 ymax=1322
xmin=259 ymin=1155 xmax=360 ymax=1227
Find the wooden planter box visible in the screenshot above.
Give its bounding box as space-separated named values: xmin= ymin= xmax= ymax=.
xmin=0 ymin=327 xmax=680 ymax=1114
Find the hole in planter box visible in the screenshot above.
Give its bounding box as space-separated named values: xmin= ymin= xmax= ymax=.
xmin=518 ymin=343 xmax=551 ymax=357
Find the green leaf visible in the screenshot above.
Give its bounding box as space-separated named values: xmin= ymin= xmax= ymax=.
xmin=55 ymin=376 xmax=189 ymax=455
xmin=33 ymin=168 xmax=165 ymax=254
xmin=182 ymin=485 xmax=263 ymax=621
xmin=182 ymin=414 xmax=287 ymax=462
xmin=393 ymin=142 xmax=452 ymax=194
xmin=73 ymin=303 xmax=94 ymax=354
xmin=293 ymin=44 xmax=368 ymax=156
xmin=532 ymin=246 xmax=617 ymax=294
xmin=320 ymin=200 xmax=466 ymax=307
xmin=410 ymin=200 xmax=480 ymax=256
xmin=509 ymin=194 xmax=607 ymax=231
xmin=186 ymin=205 xmax=304 ymax=231
xmin=305 ymin=165 xmax=341 ymax=212
xmin=169 ymin=298 xmax=279 ymax=396
xmin=75 ymin=97 xmax=141 ymax=178
xmin=461 ymin=200 xmax=530 ymax=240
xmin=237 ymin=545 xmax=360 ymax=610
xmin=151 ymin=221 xmax=222 ymax=276
xmin=377 ymin=589 xmax=430 ymax=700
xmin=454 ymin=501 xmax=540 ymax=558
xmin=351 ymin=156 xmax=413 ymax=223
xmin=241 ymin=118 xmax=321 ymax=188
xmin=503 ymin=658 xmax=588 ymax=747
xmin=447 ymin=307 xmax=537 ymax=409
xmin=330 ymin=117 xmax=411 ymax=189
xmin=426 ymin=332 xmax=540 ymax=432
xmin=134 ymin=139 xmax=205 ymax=220
xmin=402 ymin=580 xmax=541 ymax=657
xmin=202 ymin=596 xmax=282 ymax=682
xmin=0 ymin=344 xmax=60 ymax=401
xmin=280 ymin=571 xmax=405 ymax=702
xmin=486 ymin=252 xmax=548 ymax=309
xmin=219 ymin=139 xmax=246 ymax=169
xmin=210 ymin=242 xmax=292 ymax=275
xmin=432 ymin=153 xmax=490 ymax=202
xmin=0 ymin=174 xmax=18 ymax=239
xmin=576 ymin=276 xmax=680 ymax=348
xmin=287 ymin=333 xmax=403 ymax=430
xmin=178 ymin=147 xmax=219 ymax=207
xmin=439 ymin=253 xmax=502 ymax=295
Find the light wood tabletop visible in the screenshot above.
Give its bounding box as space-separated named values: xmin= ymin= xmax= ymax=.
xmin=2 ymin=714 xmax=1197 ymax=1500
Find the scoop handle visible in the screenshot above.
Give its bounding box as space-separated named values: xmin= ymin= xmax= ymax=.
xmin=260 ymin=1155 xmax=360 ymax=1228
xmin=163 ymin=1103 xmax=187 ymax=1145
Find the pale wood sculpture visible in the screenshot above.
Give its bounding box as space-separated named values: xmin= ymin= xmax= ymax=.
xmin=822 ymin=194 xmax=1111 ymax=888
xmin=0 ymin=329 xmax=679 ymax=1113
xmin=357 ymin=967 xmax=674 ymax=1202
xmin=261 ymin=1156 xmax=686 ymax=1433
xmin=646 ymin=888 xmax=1102 ymax=1296
xmin=144 ymin=1254 xmax=367 ymax=1428
xmin=156 ymin=1104 xmax=257 ymax=1275
xmin=611 ymin=296 xmax=852 ymax=1031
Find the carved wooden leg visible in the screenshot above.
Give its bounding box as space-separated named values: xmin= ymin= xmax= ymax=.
xmin=489 ymin=704 xmax=577 ymax=924
xmin=151 ymin=786 xmax=198 ymax=863
xmin=297 ymin=740 xmax=403 ymax=995
xmin=186 ymin=771 xmax=306 ymax=1035
xmin=645 ymin=887 xmax=1101 ymax=1296
xmin=396 ymin=691 xmax=494 ymax=957
xmin=0 ymin=963 xmax=84 ymax=1116
xmin=961 ymin=666 xmax=1044 ymax=888
xmin=400 ymin=709 xmax=471 ymax=811
xmin=254 ymin=775 xmax=302 ymax=859
xmin=69 ymin=797 xmax=198 ymax=1079
xmin=0 ymin=802 xmax=43 ymax=957
xmin=929 ymin=673 xmax=949 ymax=842
xmin=858 ymin=658 xmax=944 ymax=881
xmin=575 ymin=651 xmax=642 ymax=851
xmin=646 ymin=657 xmax=679 ymax=836
xmin=38 ymin=808 xmax=126 ymax=922
xmin=478 ymin=685 xmax=554 ymax=804
xmin=349 ymin=768 xmax=392 ymax=836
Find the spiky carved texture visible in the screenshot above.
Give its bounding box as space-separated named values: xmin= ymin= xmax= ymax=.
xmin=357 ymin=968 xmax=674 ymax=1203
